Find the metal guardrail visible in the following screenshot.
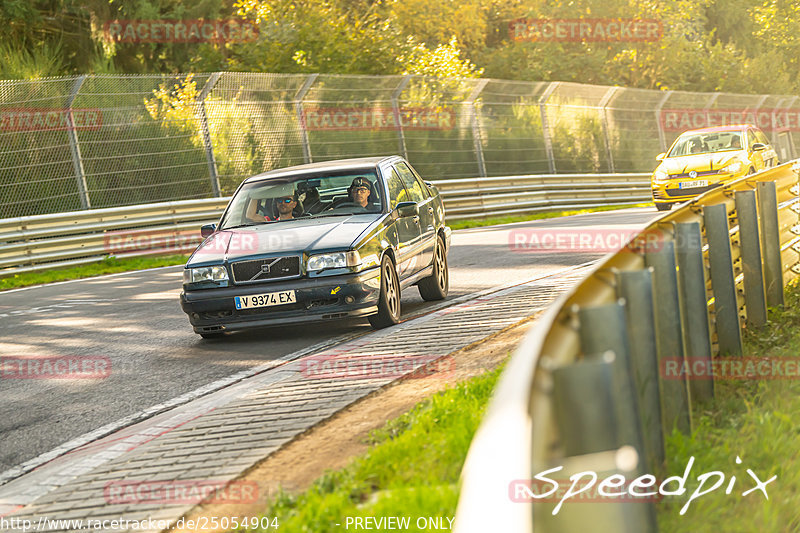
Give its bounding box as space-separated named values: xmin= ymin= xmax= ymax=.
xmin=0 ymin=173 xmax=651 ymax=278
xmin=453 ymin=161 xmax=800 ymax=532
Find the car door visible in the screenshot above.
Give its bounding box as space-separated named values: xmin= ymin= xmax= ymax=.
xmin=747 ymin=128 xmax=766 ymax=171
xmin=755 ymin=128 xmax=779 ymax=167
xmin=386 ymin=167 xmax=423 ymax=281
xmin=394 ymin=162 xmax=435 ymax=271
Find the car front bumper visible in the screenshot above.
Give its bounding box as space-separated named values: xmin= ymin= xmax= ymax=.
xmin=652 ymin=181 xmax=725 ymax=204
xmin=180 ymin=267 xmax=381 ymax=333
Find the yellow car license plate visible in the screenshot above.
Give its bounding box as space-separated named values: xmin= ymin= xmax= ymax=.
xmin=679 ymin=180 xmax=708 ymax=189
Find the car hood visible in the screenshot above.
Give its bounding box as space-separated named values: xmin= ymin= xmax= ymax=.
xmin=187 ymin=214 xmax=382 ymax=265
xmin=659 ymin=152 xmax=745 ymax=174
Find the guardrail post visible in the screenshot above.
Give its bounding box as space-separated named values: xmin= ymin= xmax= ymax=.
xmin=616 ymin=269 xmax=664 ymax=469
xmin=757 ymin=181 xmax=784 ymax=307
xmin=552 ymin=353 xmax=619 ymax=455
xmin=294 ymin=74 xmax=318 ymax=164
xmin=704 ymin=204 xmax=743 ymax=356
xmin=577 ymin=302 xmax=645 ymax=462
xmin=539 ymin=82 xmax=559 ymax=173
xmin=66 ymin=75 xmax=91 ymax=209
xmin=549 ymin=357 xmax=656 ymax=533
xmin=467 ymin=79 xmax=489 ymax=177
xmin=735 ymin=190 xmax=768 ymax=327
xmin=197 ymin=72 xmax=222 ymax=198
xmin=391 ymin=76 xmax=411 ymax=160
xmin=674 ymin=222 xmax=714 ymax=402
xmin=645 ymin=239 xmax=692 ymax=435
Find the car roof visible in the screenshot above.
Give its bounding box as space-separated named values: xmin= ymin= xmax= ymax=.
xmin=244 ymin=156 xmax=401 ymax=183
xmin=680 ymin=124 xmax=754 ymax=135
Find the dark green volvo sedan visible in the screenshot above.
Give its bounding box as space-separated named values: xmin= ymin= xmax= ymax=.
xmin=180 ymin=156 xmax=451 ymax=339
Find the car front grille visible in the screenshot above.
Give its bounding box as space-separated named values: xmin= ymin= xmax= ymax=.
xmin=668 ymin=169 xmax=719 ymax=179
xmin=665 ymin=184 xmax=720 ymax=197
xmin=231 ymin=256 xmax=301 ymax=284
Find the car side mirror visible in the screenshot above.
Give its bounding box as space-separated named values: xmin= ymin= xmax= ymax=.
xmin=655 ymin=152 xmax=666 ymax=161
xmin=751 ymin=143 xmax=767 ymax=152
xmin=396 ymin=201 xmax=419 ymax=218
xmin=201 ymin=223 xmax=217 ymax=238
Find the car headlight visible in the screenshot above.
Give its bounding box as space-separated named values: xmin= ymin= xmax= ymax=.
xmin=722 ymin=161 xmax=744 ymax=174
xmin=183 ymin=265 xmax=229 ymax=284
xmin=653 ymin=170 xmax=668 ymax=182
xmin=307 ymin=251 xmax=361 ymax=272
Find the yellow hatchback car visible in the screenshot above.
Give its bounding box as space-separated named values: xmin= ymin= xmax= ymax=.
xmin=651 ymin=124 xmax=779 ymax=211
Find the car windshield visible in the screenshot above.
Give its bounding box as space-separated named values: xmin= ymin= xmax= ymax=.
xmin=220 ymin=169 xmax=384 ymax=229
xmin=668 ymin=131 xmax=744 ymax=157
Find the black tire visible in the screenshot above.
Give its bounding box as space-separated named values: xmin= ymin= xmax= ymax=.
xmin=199 ymin=331 xmax=225 ymax=340
xmin=368 ymin=255 xmax=402 ymax=329
xmin=655 ymin=203 xmax=672 ymax=212
xmin=418 ymin=235 xmax=449 ymax=301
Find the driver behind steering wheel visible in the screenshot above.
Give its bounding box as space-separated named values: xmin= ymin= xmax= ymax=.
xmin=349 ymin=177 xmax=375 ymax=208
xmin=330 ymin=177 xmax=379 ymax=211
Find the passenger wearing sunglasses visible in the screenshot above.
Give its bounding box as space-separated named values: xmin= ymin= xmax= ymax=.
xmin=274 ymin=194 xmax=297 ymax=220
xmin=245 ymin=192 xmax=298 ymax=223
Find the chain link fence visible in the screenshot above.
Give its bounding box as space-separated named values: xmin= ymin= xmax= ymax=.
xmin=1 ymin=72 xmax=798 ymax=219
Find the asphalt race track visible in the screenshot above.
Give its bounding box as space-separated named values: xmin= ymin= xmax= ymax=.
xmin=0 ymin=207 xmax=658 ymax=475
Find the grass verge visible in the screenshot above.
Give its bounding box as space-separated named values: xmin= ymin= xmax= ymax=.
xmin=447 ymin=202 xmax=652 ymax=230
xmin=656 ymin=278 xmax=800 ymax=532
xmin=0 ymin=254 xmax=189 ymax=291
xmin=242 ymin=365 xmax=504 ymax=532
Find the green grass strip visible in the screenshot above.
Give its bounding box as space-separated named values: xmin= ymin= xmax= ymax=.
xmin=242 ymin=365 xmax=505 ymax=532
xmin=0 ymin=254 xmax=189 ymax=291
xmin=657 ymin=278 xmax=800 ymax=531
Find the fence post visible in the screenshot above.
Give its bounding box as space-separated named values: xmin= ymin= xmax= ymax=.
xmin=735 ymin=190 xmax=768 ymax=327
xmin=599 ymin=86 xmax=619 ymax=173
xmin=704 ymin=204 xmax=744 ymax=356
xmin=197 ymin=72 xmax=222 ymax=197
xmin=654 ymin=90 xmax=673 ymax=153
xmin=66 ymin=75 xmax=90 ymax=209
xmin=294 ymin=74 xmax=318 ymax=164
xmin=645 ymin=239 xmax=692 ymax=435
xmin=674 ymin=221 xmax=714 ymax=402
xmin=577 ymin=302 xmax=645 ymax=462
xmin=539 ymin=82 xmax=559 ymax=173
xmin=757 ymin=181 xmax=784 ymax=307
xmin=392 ymin=76 xmax=411 ymax=160
xmin=467 ymin=79 xmax=489 ymax=177
xmin=616 ymin=269 xmax=664 ymax=469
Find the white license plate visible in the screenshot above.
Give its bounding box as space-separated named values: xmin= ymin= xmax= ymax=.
xmin=235 ymin=290 xmax=296 ymax=310
xmin=679 ymin=180 xmax=708 ymax=189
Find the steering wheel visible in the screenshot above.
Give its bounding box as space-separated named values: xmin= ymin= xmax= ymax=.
xmin=326 ymin=201 xmax=358 ymax=210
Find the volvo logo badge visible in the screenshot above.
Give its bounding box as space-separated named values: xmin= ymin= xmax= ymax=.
xmin=260 ymin=264 xmax=271 ymax=274
xmin=689 ymin=170 xmax=697 ymax=179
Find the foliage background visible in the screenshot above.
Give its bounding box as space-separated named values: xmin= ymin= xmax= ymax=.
xmin=1 ymin=0 xmax=799 ymax=94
